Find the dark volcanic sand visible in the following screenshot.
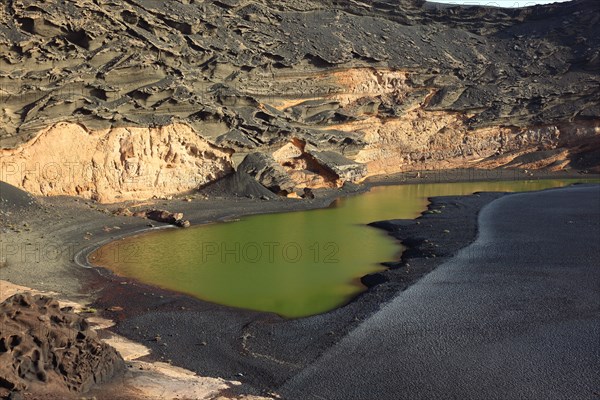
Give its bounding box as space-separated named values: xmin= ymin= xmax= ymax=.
xmin=87 ymin=185 xmax=508 ymax=396
xmin=279 ymin=184 xmax=600 ymax=399
xmin=2 ymin=170 xmax=598 ymax=397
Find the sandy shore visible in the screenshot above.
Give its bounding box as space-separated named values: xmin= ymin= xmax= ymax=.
xmin=1 ymin=168 xmax=598 ymax=397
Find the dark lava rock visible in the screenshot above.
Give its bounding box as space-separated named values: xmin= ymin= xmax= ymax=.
xmin=145 ymin=209 xmax=189 ymax=227
xmin=176 ymin=219 xmax=192 ymax=228
xmin=302 ymin=187 xmax=315 ymax=199
xmin=0 ymin=0 xmax=599 ymax=190
xmin=0 ymin=0 xmax=597 ymax=149
xmin=0 ymin=294 xmax=124 ymax=395
xmin=238 ymin=153 xmax=296 ymax=195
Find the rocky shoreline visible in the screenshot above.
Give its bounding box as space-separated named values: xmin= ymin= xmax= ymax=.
xmin=1 ymin=169 xmax=598 ymax=398
xmin=76 ymin=171 xmax=597 ymax=395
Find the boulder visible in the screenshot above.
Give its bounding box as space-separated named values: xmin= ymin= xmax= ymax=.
xmin=306 ymin=150 xmax=368 ymax=183
xmin=145 ymin=210 xmax=190 ymax=228
xmin=0 ymin=294 xmax=124 ymax=395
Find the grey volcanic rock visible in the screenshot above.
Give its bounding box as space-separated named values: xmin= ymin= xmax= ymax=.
xmin=238 ymin=152 xmax=296 ymax=194
xmin=145 ymin=209 xmax=191 ymax=228
xmin=238 ymin=147 xmax=367 ymax=194
xmin=0 ymin=0 xmax=599 ymax=200
xmin=0 ymin=294 xmax=124 ymax=395
xmin=306 ymin=150 xmax=368 ymax=183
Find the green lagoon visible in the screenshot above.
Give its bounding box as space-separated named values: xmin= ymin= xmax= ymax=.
xmin=91 ymin=179 xmax=596 ymax=318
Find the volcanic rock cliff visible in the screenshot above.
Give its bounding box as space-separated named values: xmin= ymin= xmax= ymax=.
xmin=1 ymin=0 xmax=599 ymax=201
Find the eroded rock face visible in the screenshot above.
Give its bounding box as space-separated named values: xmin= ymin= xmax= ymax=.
xmin=353 ymin=116 xmax=600 ymax=175
xmin=0 ymin=294 xmax=124 ymax=395
xmin=306 ymin=150 xmax=367 ymax=184
xmin=0 ymin=122 xmax=233 ymax=203
xmin=0 ymin=0 xmax=599 ymax=200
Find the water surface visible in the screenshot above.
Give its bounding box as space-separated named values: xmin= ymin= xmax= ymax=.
xmin=91 ymin=179 xmax=595 ymax=317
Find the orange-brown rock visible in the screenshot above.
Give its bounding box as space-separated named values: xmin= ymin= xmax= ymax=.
xmin=0 ymin=0 xmax=599 ymax=200
xmin=0 ymin=123 xmax=233 ymax=203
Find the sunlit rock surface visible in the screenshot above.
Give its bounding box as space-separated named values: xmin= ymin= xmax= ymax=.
xmin=1 ymin=0 xmax=599 ymax=201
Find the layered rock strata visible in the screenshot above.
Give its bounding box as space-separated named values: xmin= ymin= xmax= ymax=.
xmin=1 ymin=0 xmax=598 ymax=201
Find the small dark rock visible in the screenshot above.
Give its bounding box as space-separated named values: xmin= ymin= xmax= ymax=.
xmin=302 ymin=188 xmax=315 ymax=199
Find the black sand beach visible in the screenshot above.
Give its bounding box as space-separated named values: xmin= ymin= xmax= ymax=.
xmin=2 ymin=170 xmax=599 ymax=398
xmin=83 ymin=172 xmax=598 ymax=396
xmin=280 ymin=184 xmax=600 ymax=399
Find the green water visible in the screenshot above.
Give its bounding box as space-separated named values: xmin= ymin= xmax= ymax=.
xmin=91 ymin=179 xmax=596 ymax=318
